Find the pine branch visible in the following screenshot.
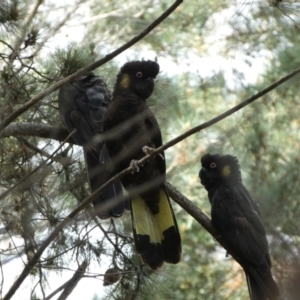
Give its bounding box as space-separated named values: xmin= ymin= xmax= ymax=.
xmin=0 ymin=0 xmax=183 ymax=134
xmin=0 ymin=130 xmax=76 ymax=201
xmin=16 ymin=136 xmax=71 ymax=165
xmin=0 ymin=254 xmax=4 ymax=299
xmin=96 ymin=220 xmax=135 ymax=266
xmin=44 ymin=282 xmax=68 ymax=300
xmin=9 ymin=0 xmax=43 ymax=59
xmin=0 ymin=122 xmax=70 ymax=141
xmin=44 ymin=261 xmax=87 ymax=300
xmin=56 ymin=260 xmax=88 ymax=300
xmin=0 ymin=1 xmax=23 ymax=31
xmin=31 ymin=1 xmax=87 ymax=58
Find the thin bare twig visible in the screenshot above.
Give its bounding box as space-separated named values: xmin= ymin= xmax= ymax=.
xmin=0 ymin=254 xmax=4 ymax=298
xmin=16 ymin=136 xmax=70 ymax=165
xmin=0 ymin=0 xmax=183 ymax=134
xmin=37 ymin=263 xmax=46 ymax=299
xmin=0 ymin=216 xmax=26 ymax=266
xmin=97 ymin=221 xmax=135 ymax=266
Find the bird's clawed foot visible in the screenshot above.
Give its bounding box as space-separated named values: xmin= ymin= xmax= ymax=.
xmin=142 ymin=146 xmax=164 ymax=160
xmin=130 ymin=160 xmax=140 ymax=173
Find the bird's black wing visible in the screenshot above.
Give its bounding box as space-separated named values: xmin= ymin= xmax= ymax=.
xmin=58 ymin=74 xmax=126 ymax=219
xmin=212 ymin=186 xmax=279 ymax=300
xmin=143 ymin=109 xmax=166 ymax=175
xmin=58 ymin=74 xmax=98 ymax=150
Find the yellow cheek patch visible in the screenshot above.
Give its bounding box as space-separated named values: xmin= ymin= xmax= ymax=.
xmin=222 ymin=165 xmax=231 ymax=177
xmin=120 ymin=74 xmax=130 ymax=88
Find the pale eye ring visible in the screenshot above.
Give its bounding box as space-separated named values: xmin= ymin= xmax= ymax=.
xmin=210 ymin=162 xmax=217 ymax=168
xmin=136 ymin=72 xmax=143 ymax=78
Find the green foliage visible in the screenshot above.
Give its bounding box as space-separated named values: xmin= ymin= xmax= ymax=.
xmin=0 ymin=0 xmax=26 ymax=32
xmin=48 ymin=43 xmax=98 ymax=78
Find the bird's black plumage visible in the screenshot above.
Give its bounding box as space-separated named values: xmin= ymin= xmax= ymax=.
xmin=58 ymin=73 xmax=127 ymax=219
xmin=102 ymin=60 xmax=181 ymax=269
xmin=199 ymin=153 xmax=280 ymax=300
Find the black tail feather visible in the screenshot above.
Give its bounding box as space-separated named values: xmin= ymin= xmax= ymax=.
xmin=161 ymin=226 xmax=181 ymax=264
xmin=134 ymin=233 xmax=164 ymax=270
xmin=130 ymin=189 xmax=181 ymax=269
xmin=130 ymin=196 xmax=165 ymax=270
xmin=85 ymin=149 xmax=127 ymax=219
xmin=245 ymin=265 xmax=280 ymax=300
xmin=155 ymin=187 xmax=181 ymax=264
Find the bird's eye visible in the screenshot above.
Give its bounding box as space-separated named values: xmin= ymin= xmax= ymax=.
xmin=210 ymin=162 xmax=217 ymax=168
xmin=136 ymin=72 xmax=143 ymax=78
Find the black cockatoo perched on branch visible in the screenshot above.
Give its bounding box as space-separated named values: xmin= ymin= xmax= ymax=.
xmin=199 ymin=153 xmax=280 ymax=300
xmin=58 ymin=73 xmax=127 ymax=219
xmin=102 ymin=60 xmax=181 ymax=269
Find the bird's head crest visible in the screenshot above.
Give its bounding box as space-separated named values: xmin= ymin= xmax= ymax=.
xmin=113 ymin=60 xmax=160 ymax=100
xmin=199 ymin=153 xmax=242 ymax=189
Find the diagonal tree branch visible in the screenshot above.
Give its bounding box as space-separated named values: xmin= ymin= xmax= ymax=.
xmin=16 ymin=136 xmax=71 ymax=165
xmin=0 ymin=0 xmax=183 ymax=134
xmin=165 ymin=182 xmax=216 ymax=236
xmin=44 ymin=282 xmax=68 ymax=300
xmin=56 ymin=260 xmax=88 ymax=300
xmin=4 ymin=63 xmax=299 ymax=300
xmin=44 ymin=261 xmax=88 ymax=300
